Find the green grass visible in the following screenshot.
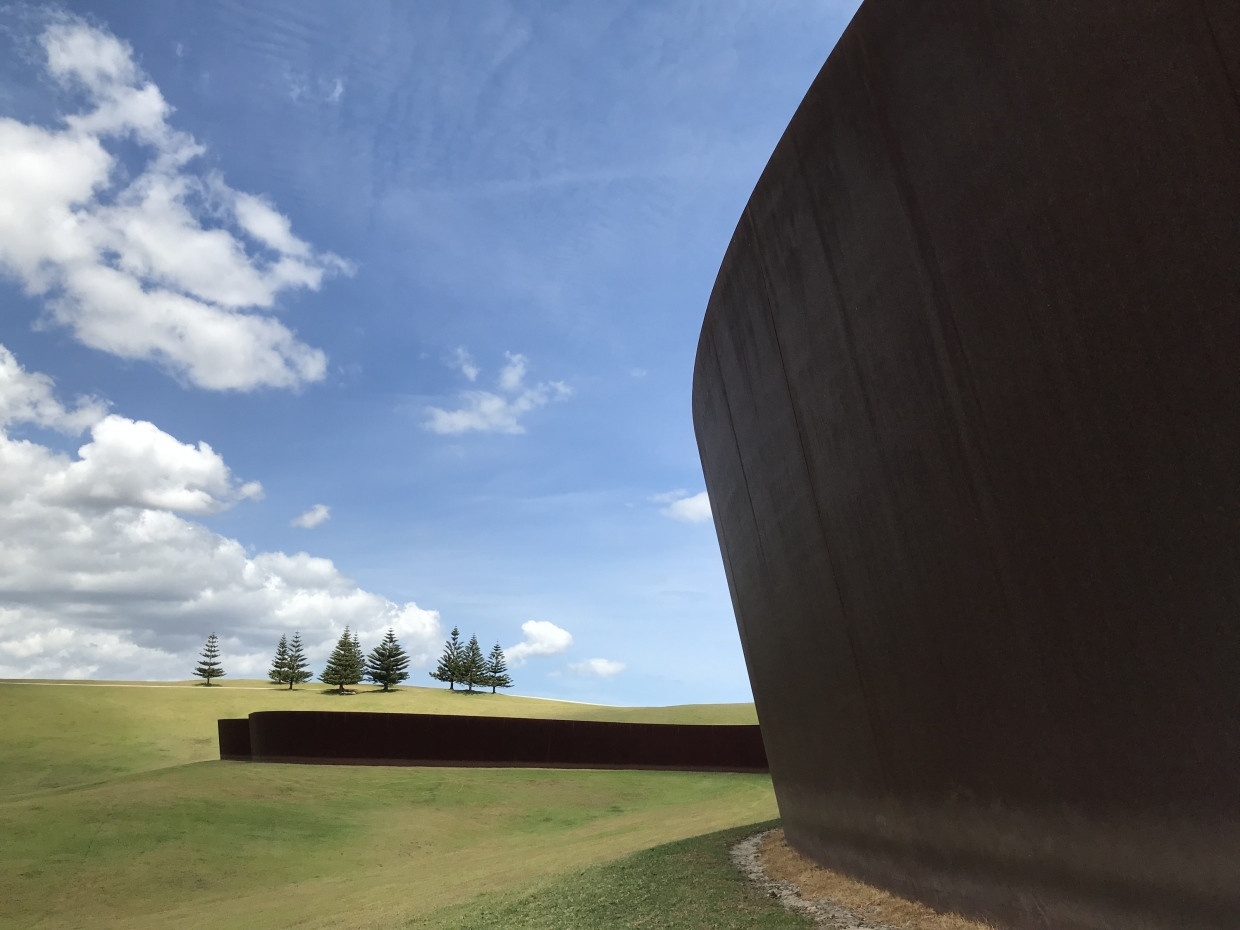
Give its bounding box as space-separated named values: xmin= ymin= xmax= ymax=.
xmin=0 ymin=679 xmax=757 ymax=797
xmin=0 ymin=680 xmax=778 ymax=930
xmin=403 ymin=822 xmax=812 ymax=929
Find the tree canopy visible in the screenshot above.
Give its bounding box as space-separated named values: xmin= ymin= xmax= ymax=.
xmin=321 ymin=627 xmax=365 ymax=693
xmin=286 ymin=633 xmax=314 ymax=688
xmin=430 ymin=626 xmax=463 ymax=690
xmin=483 ymin=642 xmax=512 ymax=693
xmin=270 ymin=632 xmax=314 ymax=689
xmin=365 ymin=628 xmax=410 ymax=691
xmin=459 ymin=634 xmax=486 ymax=692
xmin=430 ymin=628 xmax=514 ymax=694
xmin=268 ymin=634 xmax=290 ymax=686
xmin=193 ymin=632 xmax=225 ymax=685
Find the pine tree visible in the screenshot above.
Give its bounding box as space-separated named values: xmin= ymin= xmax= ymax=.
xmin=460 ymin=634 xmax=486 ymax=692
xmin=193 ymin=633 xmax=226 ymax=686
xmin=321 ymin=627 xmax=364 ymax=693
xmin=285 ymin=632 xmax=313 ymax=689
xmin=483 ymin=642 xmax=512 ymax=694
xmin=365 ymin=628 xmax=410 ymax=691
xmin=268 ymin=634 xmax=290 ymax=686
xmin=430 ymin=626 xmax=463 ymax=690
xmin=351 ymin=631 xmax=365 ymax=684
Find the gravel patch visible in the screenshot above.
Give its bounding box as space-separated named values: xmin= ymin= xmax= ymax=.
xmin=731 ymin=829 xmax=899 ymax=930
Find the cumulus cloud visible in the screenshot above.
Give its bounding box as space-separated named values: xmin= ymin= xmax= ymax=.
xmin=506 ymin=620 xmax=573 ymax=666
xmin=425 ymin=351 xmax=571 ymax=435
xmin=0 ymin=17 xmax=351 ymax=391
xmin=0 ymin=344 xmax=440 ymax=680
xmin=568 ymin=658 xmax=626 ymax=677
xmin=0 ymin=344 xmax=106 ymax=432
xmin=43 ymin=415 xmax=264 ymax=514
xmin=291 ymin=504 xmax=330 ymax=529
xmin=653 ymin=490 xmax=712 ymax=523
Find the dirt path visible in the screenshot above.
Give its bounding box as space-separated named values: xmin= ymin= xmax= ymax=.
xmin=733 ymin=829 xmax=993 ymax=930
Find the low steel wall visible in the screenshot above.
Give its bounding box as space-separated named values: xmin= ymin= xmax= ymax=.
xmin=692 ymin=0 xmax=1240 ymax=927
xmin=218 ymin=711 xmax=768 ymax=773
xmin=217 ymin=717 xmax=251 ymax=761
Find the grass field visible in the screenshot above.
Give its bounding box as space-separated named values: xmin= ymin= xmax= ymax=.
xmin=0 ymin=680 xmax=782 ymax=929
xmin=403 ymin=822 xmax=810 ymax=929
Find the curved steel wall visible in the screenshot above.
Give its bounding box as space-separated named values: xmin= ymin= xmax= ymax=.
xmin=692 ymin=2 xmax=1240 ymax=927
xmin=219 ymin=711 xmax=768 ymax=772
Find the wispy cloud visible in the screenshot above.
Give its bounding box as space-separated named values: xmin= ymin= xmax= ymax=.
xmin=425 ymin=351 xmax=570 ymax=434
xmin=450 ymin=346 xmax=479 ymax=382
xmin=0 ymin=16 xmax=351 ymax=391
xmin=506 ymin=619 xmax=572 ymax=665
xmin=291 ymin=503 xmax=330 ymax=528
xmin=568 ymin=658 xmax=625 ymax=677
xmin=498 ymin=351 xmax=526 ymax=391
xmin=651 ymin=490 xmax=712 ymax=524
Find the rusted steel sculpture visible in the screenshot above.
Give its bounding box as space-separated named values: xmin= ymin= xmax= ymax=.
xmin=692 ymin=2 xmax=1240 ymax=927
xmin=220 ymin=711 xmax=767 ymax=773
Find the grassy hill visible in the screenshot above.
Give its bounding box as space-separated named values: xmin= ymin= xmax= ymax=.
xmin=0 ymin=680 xmax=782 ymax=930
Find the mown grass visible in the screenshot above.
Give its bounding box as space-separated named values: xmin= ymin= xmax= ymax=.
xmin=403 ymin=821 xmax=812 ymax=929
xmin=0 ymin=680 xmax=777 ymax=930
xmin=0 ymin=679 xmax=757 ymax=797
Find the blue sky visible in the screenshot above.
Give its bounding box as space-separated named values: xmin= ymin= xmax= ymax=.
xmin=0 ymin=1 xmax=857 ymax=704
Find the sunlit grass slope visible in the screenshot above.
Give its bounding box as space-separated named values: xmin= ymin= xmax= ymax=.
xmin=403 ymin=822 xmax=811 ymax=929
xmin=0 ymin=680 xmax=774 ymax=930
xmin=1 ymin=679 xmax=757 ymax=796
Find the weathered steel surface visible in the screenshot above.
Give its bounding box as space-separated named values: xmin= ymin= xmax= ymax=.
xmin=217 ymin=717 xmax=251 ymax=761
xmin=693 ymin=1 xmax=1240 ymax=927
xmin=219 ymin=711 xmax=768 ymax=773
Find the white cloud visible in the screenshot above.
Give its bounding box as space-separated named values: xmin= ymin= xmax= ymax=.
xmin=285 ymin=71 xmax=345 ymax=107
xmin=233 ymin=192 xmax=312 ymax=259
xmin=655 ymin=490 xmax=712 ymax=523
xmin=0 ymin=344 xmax=106 ymax=432
xmin=291 ymin=504 xmax=330 ymax=529
xmin=450 ymin=346 xmax=479 ymax=382
xmin=44 ymin=414 xmax=264 ymax=514
xmin=0 ymin=344 xmax=441 ymax=680
xmin=568 ymin=658 xmax=626 ymax=677
xmin=0 ymin=17 xmax=351 ymax=391
xmin=498 ymin=352 xmax=527 ymax=392
xmin=506 ymin=619 xmax=573 ymax=666
xmin=425 ymin=352 xmax=571 ymax=435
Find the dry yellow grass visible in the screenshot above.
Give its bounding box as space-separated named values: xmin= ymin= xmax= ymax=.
xmin=759 ymin=829 xmax=996 ymax=930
